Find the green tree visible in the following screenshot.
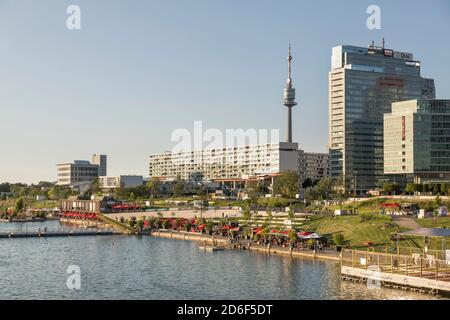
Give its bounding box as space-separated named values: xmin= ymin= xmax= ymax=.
xmin=173 ymin=182 xmax=185 ymax=197
xmin=205 ymin=220 xmax=214 ymax=234
xmin=146 ymin=177 xmax=161 ymax=203
xmin=14 ymin=197 xmax=25 ymax=213
xmin=266 ymin=207 xmax=273 ymax=222
xmin=316 ymin=177 xmax=335 ymax=200
xmin=304 ymin=187 xmax=319 ymax=203
xmin=288 ymin=230 xmax=298 ymax=243
xmin=441 ymin=183 xmax=450 ymax=196
xmin=241 ymin=203 xmax=252 ymax=221
xmin=91 ymin=177 xmax=101 ymax=195
xmin=405 ymin=183 xmax=415 ymax=195
xmin=136 ymin=219 xmax=144 ymax=231
xmin=162 ymin=219 xmax=171 ymax=229
xmin=434 ymin=195 xmax=442 ymax=209
xmin=273 ymin=171 xmax=299 ymax=201
xmin=383 ymin=183 xmax=400 ymax=195
xmin=287 ymin=207 xmax=294 ymax=219
xmin=302 ymin=178 xmax=313 ymax=189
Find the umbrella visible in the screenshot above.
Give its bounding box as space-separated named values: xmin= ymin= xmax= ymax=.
xmin=253 ymin=227 xmax=263 ymax=234
xmin=298 ymin=231 xmax=312 ymax=237
xmin=303 ymin=233 xmax=321 ymax=239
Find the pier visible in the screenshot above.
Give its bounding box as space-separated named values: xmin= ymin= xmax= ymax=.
xmin=340 ymin=249 xmax=450 ymax=295
xmin=0 ymin=229 xmax=122 ymax=239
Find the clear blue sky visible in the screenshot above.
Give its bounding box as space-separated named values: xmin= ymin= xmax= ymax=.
xmin=0 ymin=0 xmax=449 ymax=184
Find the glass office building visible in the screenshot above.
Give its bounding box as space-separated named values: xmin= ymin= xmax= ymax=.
xmin=329 ymin=44 xmax=435 ymax=192
xmin=384 ymin=99 xmax=450 ymax=183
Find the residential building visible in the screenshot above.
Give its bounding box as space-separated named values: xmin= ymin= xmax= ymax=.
xmin=298 ymin=151 xmax=329 ymax=183
xmin=99 ymin=175 xmax=144 ymax=189
xmin=329 ymin=43 xmax=435 ymax=192
xmin=149 ymin=142 xmax=300 ymax=185
xmin=384 ymin=99 xmax=450 ymax=183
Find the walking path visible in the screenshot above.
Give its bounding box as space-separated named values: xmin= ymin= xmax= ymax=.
xmin=150 ymin=229 xmax=341 ymax=262
xmin=392 ymin=216 xmax=422 ymax=230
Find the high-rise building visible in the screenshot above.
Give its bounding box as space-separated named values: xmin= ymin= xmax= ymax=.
xmin=384 ymin=99 xmax=450 ymax=184
xmin=329 ymin=43 xmax=435 ymax=192
xmin=92 ymin=154 xmax=107 ymax=176
xmin=298 ymin=151 xmax=330 ymax=183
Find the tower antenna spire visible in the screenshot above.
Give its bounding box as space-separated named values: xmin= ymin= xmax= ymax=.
xmin=283 ymin=43 xmax=298 ymax=143
xmin=287 ymin=43 xmax=292 ymax=86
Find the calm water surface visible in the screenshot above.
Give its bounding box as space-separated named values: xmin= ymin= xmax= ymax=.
xmin=0 ymin=221 xmax=446 ymax=300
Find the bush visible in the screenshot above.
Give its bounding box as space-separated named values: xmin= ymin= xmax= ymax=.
xmin=162 ymin=220 xmax=171 ymax=229
xmin=334 ymin=233 xmax=345 ymax=246
xmin=359 ymin=212 xmax=374 ymax=223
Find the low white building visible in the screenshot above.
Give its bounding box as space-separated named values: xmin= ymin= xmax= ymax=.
xmin=99 ymin=175 xmax=143 ymax=189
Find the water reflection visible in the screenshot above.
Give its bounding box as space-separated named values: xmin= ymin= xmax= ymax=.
xmin=0 ymin=221 xmax=447 ymax=300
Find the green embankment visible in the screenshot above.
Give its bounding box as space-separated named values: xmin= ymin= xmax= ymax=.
xmin=416 ymin=217 xmax=450 ymax=229
xmin=302 ymin=214 xmax=424 ymax=249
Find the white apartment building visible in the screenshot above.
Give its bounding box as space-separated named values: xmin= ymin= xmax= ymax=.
xmin=149 ymin=142 xmax=300 ymax=182
xmin=298 ymin=151 xmax=330 ymax=182
xmin=56 ymin=154 xmax=107 ymax=187
xmin=99 ymin=175 xmax=144 ymax=189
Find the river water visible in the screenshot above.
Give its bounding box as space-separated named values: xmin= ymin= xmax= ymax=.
xmin=0 ymin=221 xmax=446 ymax=300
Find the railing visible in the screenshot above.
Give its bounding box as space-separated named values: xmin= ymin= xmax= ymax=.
xmin=356 ymin=246 xmax=448 ymax=261
xmin=341 ymin=249 xmax=450 ymax=281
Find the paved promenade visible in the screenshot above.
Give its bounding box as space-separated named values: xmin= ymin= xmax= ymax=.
xmin=106 ymin=209 xmax=242 ymax=220
xmin=151 ymin=229 xmax=341 ymax=262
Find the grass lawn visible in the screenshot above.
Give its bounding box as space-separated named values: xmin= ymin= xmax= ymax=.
xmin=416 ymin=217 xmax=450 ymax=229
xmin=302 ymin=214 xmax=430 ymax=250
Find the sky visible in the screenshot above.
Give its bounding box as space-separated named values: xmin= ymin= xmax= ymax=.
xmin=0 ymin=0 xmax=449 ymax=184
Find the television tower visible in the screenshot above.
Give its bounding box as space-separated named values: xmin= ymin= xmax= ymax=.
xmin=283 ymin=44 xmax=297 ymax=143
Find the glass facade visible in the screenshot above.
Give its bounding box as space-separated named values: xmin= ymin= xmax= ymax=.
xmin=329 ymin=45 xmax=435 ymax=192
xmin=416 ymin=100 xmax=450 ymax=174
xmin=384 ymin=100 xmax=450 ymax=183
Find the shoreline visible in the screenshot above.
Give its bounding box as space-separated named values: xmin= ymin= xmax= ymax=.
xmin=150 ymin=229 xmax=341 ymax=262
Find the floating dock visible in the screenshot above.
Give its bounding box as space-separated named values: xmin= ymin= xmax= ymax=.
xmin=0 ymin=230 xmax=121 ymax=239
xmin=340 ymin=249 xmax=450 ymax=295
